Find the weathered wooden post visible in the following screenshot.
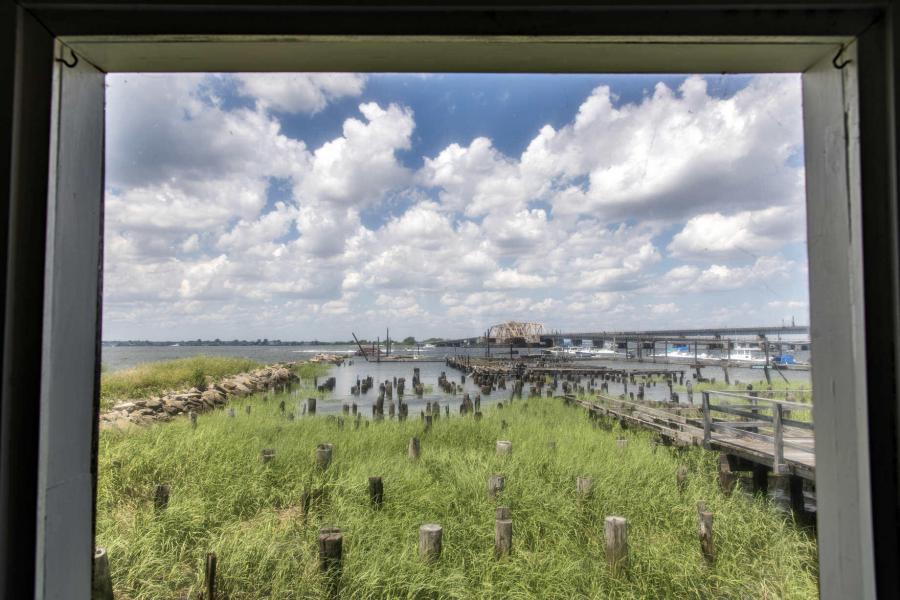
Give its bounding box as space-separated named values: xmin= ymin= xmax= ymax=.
xmin=279 ymin=399 xmax=285 ymax=414
xmin=676 ymin=465 xmax=689 ymax=493
xmin=245 ymin=404 xmax=252 ymax=415
xmin=189 ymin=411 xmax=197 ymax=429
xmin=604 ymin=516 xmax=628 ymax=573
xmin=701 ymin=392 xmax=711 ymax=445
xmin=153 ymin=484 xmax=170 ymax=511
xmin=496 ymin=440 xmax=512 ymax=456
xmin=487 ymin=474 xmax=505 ymax=499
xmin=408 ymin=437 xmax=420 ymax=460
xmin=418 ymin=524 xmax=443 ymax=561
xmin=318 ymin=528 xmax=343 ymax=593
xmin=717 ymin=453 xmax=736 ymax=495
xmin=227 ymin=408 xmax=235 ymax=418
xmin=204 ymin=552 xmax=217 ymax=600
xmin=307 ymin=397 xmax=317 ymax=416
xmin=577 ymin=476 xmax=593 ymax=498
xmin=260 ymin=448 xmax=275 ymax=463
xmin=495 ymin=518 xmax=512 ymax=558
xmin=368 ymin=476 xmax=384 ymax=508
xmin=424 ymin=414 xmax=433 ymax=432
xmin=698 ymin=505 xmax=715 ymax=564
xmin=316 ymin=443 xmax=333 ymax=470
xmin=773 ymin=402 xmax=785 ymax=474
xmin=496 ymin=506 xmax=511 ymax=520
xmin=92 ymin=547 xmax=114 ymax=600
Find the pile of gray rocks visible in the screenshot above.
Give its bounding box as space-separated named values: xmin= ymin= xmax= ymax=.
xmin=99 ymin=362 xmax=298 ymax=429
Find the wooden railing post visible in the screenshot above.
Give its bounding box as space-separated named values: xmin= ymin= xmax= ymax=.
xmin=773 ymin=402 xmax=784 ymax=473
xmin=701 ymin=392 xmax=711 ymax=445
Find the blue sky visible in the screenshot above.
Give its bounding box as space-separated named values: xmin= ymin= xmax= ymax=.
xmin=103 ymin=72 xmax=808 ymax=341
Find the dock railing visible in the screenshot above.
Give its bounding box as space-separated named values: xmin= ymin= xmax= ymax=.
xmin=701 ymin=390 xmax=814 ymax=474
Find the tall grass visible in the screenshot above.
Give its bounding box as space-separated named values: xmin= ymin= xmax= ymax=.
xmin=97 ymin=387 xmax=818 ymax=599
xmin=100 ymin=355 xmax=261 ymax=410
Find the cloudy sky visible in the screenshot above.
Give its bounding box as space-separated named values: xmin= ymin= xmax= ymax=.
xmin=103 ymin=73 xmax=808 ymax=341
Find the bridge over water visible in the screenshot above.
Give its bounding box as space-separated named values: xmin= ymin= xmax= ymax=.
xmin=436 ymin=325 xmax=810 ymax=347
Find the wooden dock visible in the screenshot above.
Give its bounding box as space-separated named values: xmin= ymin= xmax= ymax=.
xmin=575 ymin=390 xmax=815 ymax=481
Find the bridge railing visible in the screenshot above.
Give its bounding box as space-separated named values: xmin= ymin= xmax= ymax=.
xmin=701 ymin=390 xmax=814 ymax=473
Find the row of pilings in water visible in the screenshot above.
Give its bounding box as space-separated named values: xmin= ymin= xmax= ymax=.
xmin=444 ymin=356 xmax=691 ymax=404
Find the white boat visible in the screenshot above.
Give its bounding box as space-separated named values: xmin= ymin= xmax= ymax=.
xmin=423 ymin=343 xmax=436 ymax=349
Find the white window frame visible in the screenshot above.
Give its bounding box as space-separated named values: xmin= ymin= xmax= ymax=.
xmin=5 ymin=5 xmax=897 ymax=600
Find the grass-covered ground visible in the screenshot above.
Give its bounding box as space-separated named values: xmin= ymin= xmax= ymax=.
xmin=100 ymin=355 xmax=262 ymax=410
xmin=97 ymin=376 xmax=818 ymax=600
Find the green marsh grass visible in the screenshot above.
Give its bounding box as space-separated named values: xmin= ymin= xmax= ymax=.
xmin=100 ymin=355 xmax=262 ymax=410
xmin=97 ymin=388 xmax=818 ymax=599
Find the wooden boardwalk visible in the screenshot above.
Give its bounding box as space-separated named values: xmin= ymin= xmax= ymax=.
xmin=576 ymin=390 xmax=816 ymax=481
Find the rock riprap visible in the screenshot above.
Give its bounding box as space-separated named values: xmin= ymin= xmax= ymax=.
xmin=99 ymin=363 xmax=298 ymax=429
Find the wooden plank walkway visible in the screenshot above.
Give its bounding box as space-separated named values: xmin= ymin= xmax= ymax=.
xmin=576 ymin=393 xmax=816 ymax=481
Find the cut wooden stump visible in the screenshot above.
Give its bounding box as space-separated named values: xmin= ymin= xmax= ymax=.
xmin=260 ymin=448 xmax=276 ymax=464
xmin=408 ymin=437 xmax=421 ymax=460
xmin=576 ymin=476 xmax=593 ymax=499
xmin=418 ymin=524 xmax=443 ymax=561
xmin=92 ymin=547 xmax=114 ymax=600
xmin=153 ymin=484 xmax=170 ymax=511
xmin=368 ymin=476 xmax=384 ymax=509
xmin=495 ymin=519 xmax=513 ymax=558
xmin=676 ymin=465 xmax=689 ymax=493
xmin=487 ymin=474 xmax=505 ymax=499
xmin=496 ymin=440 xmax=512 ymax=456
xmin=604 ymin=516 xmax=628 ymax=574
xmin=717 ymin=453 xmax=736 ymax=496
xmin=698 ymin=507 xmax=715 ymax=564
xmin=316 ymin=444 xmax=333 ymax=470
xmin=318 ymin=528 xmax=343 ymax=596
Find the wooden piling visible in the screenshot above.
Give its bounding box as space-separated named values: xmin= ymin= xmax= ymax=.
xmin=496 ymin=440 xmax=512 ymax=456
xmin=576 ymin=476 xmax=593 ymax=498
xmin=153 ymin=484 xmax=170 ymax=511
xmin=418 ymin=524 xmax=443 ymax=561
xmin=307 ymin=397 xmax=317 ymax=416
xmin=189 ymin=411 xmax=197 ymax=429
xmin=260 ymin=448 xmax=275 ymax=463
xmin=245 ymin=404 xmax=251 ymax=415
xmin=424 ymin=414 xmax=433 ymax=431
xmin=318 ymin=529 xmax=343 ymax=591
xmin=676 ymin=465 xmax=689 ymax=493
xmin=604 ymin=516 xmax=628 ymax=573
xmin=408 ymin=437 xmax=420 ymax=460
xmin=698 ymin=508 xmax=715 ymax=564
xmin=496 ymin=506 xmax=511 ymax=520
xmin=92 ymin=547 xmax=114 ymax=600
xmin=227 ymin=408 xmax=235 ymax=418
xmin=204 ymin=552 xmax=217 ymax=600
xmin=368 ymin=476 xmax=384 ymax=508
xmin=717 ymin=453 xmax=736 ymax=495
xmin=495 ymin=518 xmax=513 ymax=558
xmin=316 ymin=443 xmax=333 ymax=470
xmin=487 ymin=474 xmax=505 ymax=499
xmin=752 ymin=463 xmax=769 ymax=495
